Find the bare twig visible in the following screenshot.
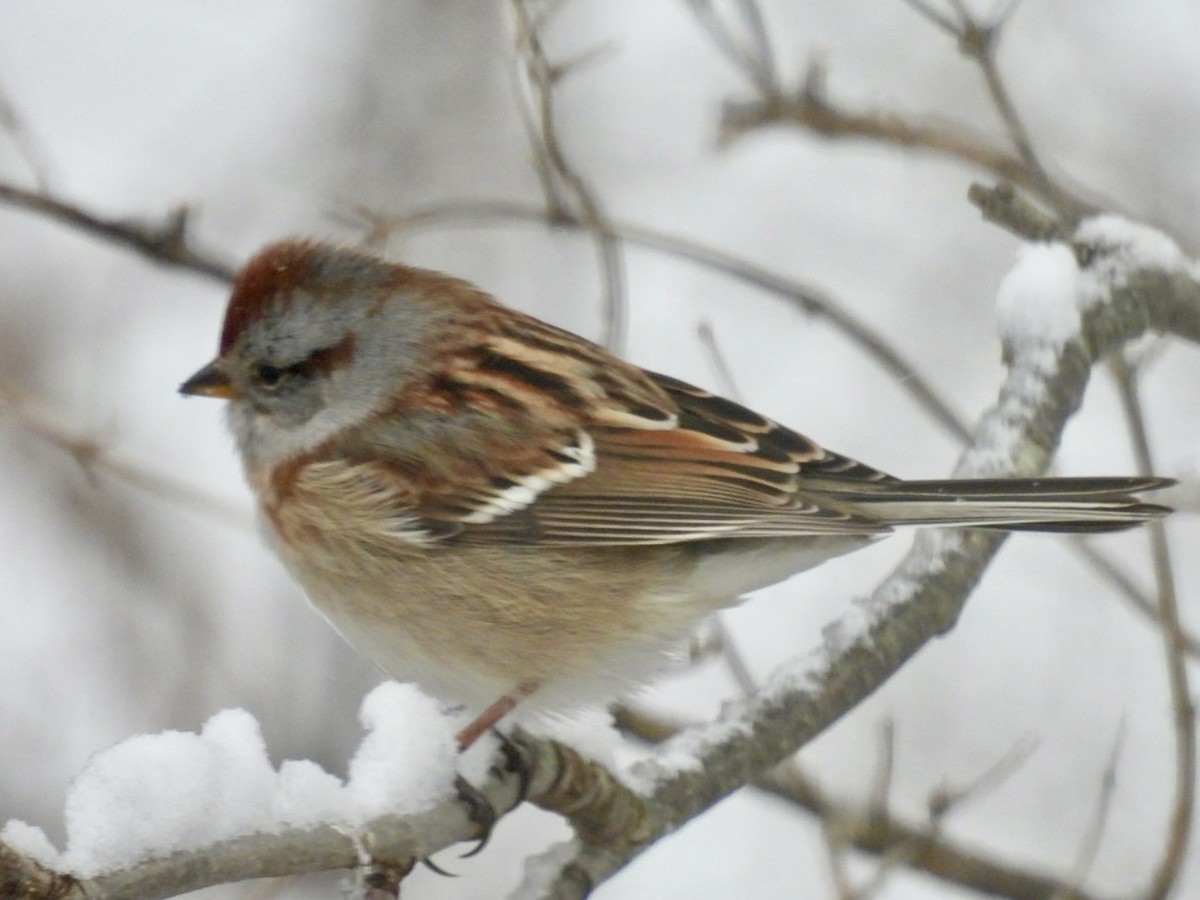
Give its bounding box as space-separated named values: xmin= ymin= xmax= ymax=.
xmin=776 ymin=762 xmax=1102 ymax=899
xmin=0 ymin=83 xmax=53 ymax=191
xmin=848 ymin=733 xmax=1035 ymax=899
xmin=913 ymin=0 xmax=1088 ymax=228
xmin=0 ymin=181 xmax=235 ymax=283
xmin=506 ymin=0 xmax=628 ymax=355
xmin=867 ymin=720 xmax=897 ymax=820
xmin=1067 ymin=541 xmax=1200 ymax=660
xmin=683 ymin=0 xmax=781 ymax=98
xmin=0 ymin=380 xmax=249 ymax=529
xmin=968 ymin=181 xmax=1067 ymax=241
xmin=695 ymin=321 xmax=743 ymax=402
xmin=825 ymin=721 xmax=899 ymax=899
xmin=1066 ymin=720 xmax=1125 ymax=894
xmin=926 ymin=736 xmax=1037 ymax=821
xmin=721 ymin=60 xmax=1093 ymax=224
xmin=897 ymin=0 xmax=960 ymax=36
xmin=820 ymin=814 xmax=865 ymax=900
xmin=696 ymin=320 xmax=763 ymax=695
xmin=960 ymin=13 xmax=1056 ymax=207
xmin=1110 ymin=356 xmax=1194 ymax=900
xmin=614 ymin=705 xmax=1105 ymax=900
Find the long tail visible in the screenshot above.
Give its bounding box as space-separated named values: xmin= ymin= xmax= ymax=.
xmin=823 ymin=476 xmax=1174 ymax=534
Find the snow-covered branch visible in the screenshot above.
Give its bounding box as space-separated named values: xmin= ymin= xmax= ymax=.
xmin=540 ymin=217 xmax=1200 ymax=893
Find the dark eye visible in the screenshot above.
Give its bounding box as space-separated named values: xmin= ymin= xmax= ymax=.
xmin=253 ymin=363 xmax=290 ymax=390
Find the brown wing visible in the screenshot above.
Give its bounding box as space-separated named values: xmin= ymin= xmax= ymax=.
xmin=276 ymin=307 xmax=898 ymax=547
xmin=392 ymin=335 xmax=897 ymax=544
xmin=463 ymin=371 xmax=895 ymax=545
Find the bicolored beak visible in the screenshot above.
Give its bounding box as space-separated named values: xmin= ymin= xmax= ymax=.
xmin=180 ymin=360 xmax=237 ymax=399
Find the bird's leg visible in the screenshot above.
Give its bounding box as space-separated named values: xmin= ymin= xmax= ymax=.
xmin=490 ymin=727 xmax=532 ymax=803
xmin=447 ymin=682 xmax=538 ymax=859
xmin=453 ymin=774 xmax=497 ymax=858
xmin=454 ymin=682 xmax=537 ymax=750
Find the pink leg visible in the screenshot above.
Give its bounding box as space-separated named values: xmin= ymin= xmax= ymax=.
xmin=455 ymin=682 xmax=537 ymax=751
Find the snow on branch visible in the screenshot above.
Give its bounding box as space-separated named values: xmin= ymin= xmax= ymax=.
xmin=547 ymin=214 xmax=1200 ymax=893
xmin=1 ymin=685 xmax=466 ymax=898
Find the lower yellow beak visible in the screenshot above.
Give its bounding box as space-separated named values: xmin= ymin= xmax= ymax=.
xmin=180 ymin=360 xmax=236 ymax=399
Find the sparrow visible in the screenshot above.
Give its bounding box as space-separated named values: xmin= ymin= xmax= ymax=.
xmin=180 ymin=239 xmax=1170 ymax=747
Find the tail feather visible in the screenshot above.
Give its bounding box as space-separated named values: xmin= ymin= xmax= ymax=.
xmin=820 ymin=476 xmax=1173 ymax=534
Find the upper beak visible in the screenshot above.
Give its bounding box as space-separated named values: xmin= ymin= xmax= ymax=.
xmin=180 ymin=360 xmax=237 ymax=399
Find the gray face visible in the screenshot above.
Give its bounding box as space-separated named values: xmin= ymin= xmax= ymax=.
xmin=226 ymin=294 xmax=345 ymax=428
xmin=221 ymin=282 xmax=452 ymax=471
xmin=222 ymin=292 xmax=363 ymax=469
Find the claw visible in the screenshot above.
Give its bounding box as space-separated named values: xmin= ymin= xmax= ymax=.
xmin=490 ymin=728 xmax=532 ymax=803
xmin=420 ymin=856 xmax=458 ymax=878
xmin=454 ymin=773 xmax=498 ymax=858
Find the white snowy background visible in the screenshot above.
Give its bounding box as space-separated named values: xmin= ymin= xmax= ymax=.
xmin=1 ymin=1 xmax=1198 ymax=897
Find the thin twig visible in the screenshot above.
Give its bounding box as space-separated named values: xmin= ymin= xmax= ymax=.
xmin=962 ymin=13 xmax=1057 ymax=213
xmin=820 ymin=812 xmax=862 ymax=900
xmin=0 ymin=181 xmax=235 ymax=282
xmin=1066 ymin=720 xmax=1125 ymax=894
xmin=732 ymin=0 xmax=779 ymax=95
xmin=0 ymin=380 xmax=249 ymax=530
xmin=926 ymin=736 xmax=1038 ymax=820
xmin=902 ymin=0 xmax=1078 ymax=227
xmin=1110 ymin=356 xmax=1194 ymax=900
xmin=723 ymin=62 xmax=1094 ymax=221
xmin=897 ymin=0 xmax=960 ymax=36
xmin=614 ymin=704 xmax=1105 ymax=900
xmin=878 ymin=736 xmax=1034 ymax=894
xmin=720 ymin=34 xmax=1095 ymax=225
xmin=1067 ymin=541 xmax=1200 ymax=660
xmin=0 ymin=82 xmax=53 ymax=191
xmin=968 ymin=182 xmax=1068 ymax=241
xmin=507 ymin=0 xmax=628 ymax=355
xmin=695 ymin=321 xmax=742 ymax=406
xmin=695 ymin=320 xmax=763 ymax=695
xmin=838 ymin=722 xmax=900 ymax=898
xmin=867 ymin=720 xmax=897 ymax=820
xmin=683 ymin=0 xmax=781 ymax=98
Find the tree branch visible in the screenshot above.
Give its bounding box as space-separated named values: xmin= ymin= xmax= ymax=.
xmin=0 ymin=181 xmax=235 ymax=282
xmin=615 ymin=704 xmax=1103 ymax=900
xmin=1110 ymin=357 xmax=1194 ymax=900
xmin=713 ymin=0 xmax=1099 ymax=228
xmin=533 ymin=224 xmax=1200 ymax=894
xmin=0 ymin=379 xmax=249 ymax=529
xmin=506 ymin=0 xmax=628 ymax=354
xmin=4 ymin=740 xmax=536 ymax=899
xmin=0 ymin=841 xmax=77 ymax=900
